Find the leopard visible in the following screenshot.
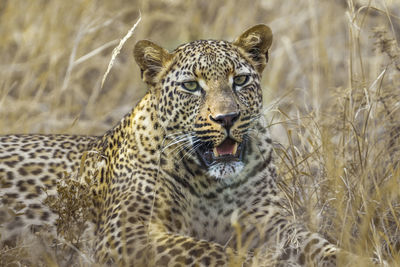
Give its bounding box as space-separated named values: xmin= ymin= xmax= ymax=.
xmin=0 ymin=24 xmax=343 ymax=266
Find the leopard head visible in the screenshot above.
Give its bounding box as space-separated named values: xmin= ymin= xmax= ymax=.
xmin=134 ymin=25 xmax=273 ymax=180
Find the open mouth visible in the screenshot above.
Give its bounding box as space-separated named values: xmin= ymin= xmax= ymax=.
xmin=197 ymin=137 xmax=245 ymax=166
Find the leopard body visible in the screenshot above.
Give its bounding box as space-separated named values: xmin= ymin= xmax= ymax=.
xmin=0 ymin=25 xmax=338 ymax=266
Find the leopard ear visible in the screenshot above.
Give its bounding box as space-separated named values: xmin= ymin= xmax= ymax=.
xmin=133 ymin=40 xmax=172 ymax=85
xmin=233 ymin=24 xmax=273 ymax=73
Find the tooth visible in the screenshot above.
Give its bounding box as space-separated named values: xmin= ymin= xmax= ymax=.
xmin=213 ymin=147 xmax=219 ymax=157
xmin=232 ymin=142 xmax=238 ymax=155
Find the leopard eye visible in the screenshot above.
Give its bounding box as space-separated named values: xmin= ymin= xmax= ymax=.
xmin=233 ymin=75 xmax=249 ymax=86
xmin=181 ymin=81 xmax=200 ymax=92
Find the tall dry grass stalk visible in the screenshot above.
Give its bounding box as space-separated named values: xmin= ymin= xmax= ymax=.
xmin=1 ymin=0 xmax=399 ymax=265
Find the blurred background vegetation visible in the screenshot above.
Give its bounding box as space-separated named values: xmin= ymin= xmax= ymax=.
xmin=1 ymin=0 xmax=400 ymax=265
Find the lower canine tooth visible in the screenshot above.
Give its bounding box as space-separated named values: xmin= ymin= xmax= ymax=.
xmin=232 ymin=142 xmax=238 ymax=155
xmin=213 ymin=147 xmax=219 ymax=157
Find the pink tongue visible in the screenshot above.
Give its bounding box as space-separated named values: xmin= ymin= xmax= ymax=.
xmin=216 ymin=138 xmax=236 ymax=155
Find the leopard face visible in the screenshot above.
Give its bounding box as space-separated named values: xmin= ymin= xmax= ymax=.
xmin=134 ymin=25 xmax=272 ymax=180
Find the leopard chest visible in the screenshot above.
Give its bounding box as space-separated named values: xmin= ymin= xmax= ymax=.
xmin=182 ymin=184 xmax=260 ymax=247
xmin=153 ymin=158 xmax=275 ymax=246
xmin=187 ymin=195 xmax=234 ymax=244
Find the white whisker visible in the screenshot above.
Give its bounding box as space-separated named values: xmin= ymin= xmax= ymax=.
xmin=177 ymin=141 xmax=202 ymax=162
xmin=162 ymin=136 xmax=193 ymax=152
xmin=167 ymin=139 xmax=193 ymax=156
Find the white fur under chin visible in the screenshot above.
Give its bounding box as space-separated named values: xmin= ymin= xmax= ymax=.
xmin=208 ymin=161 xmax=244 ymax=183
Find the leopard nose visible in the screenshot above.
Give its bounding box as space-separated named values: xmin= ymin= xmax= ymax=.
xmin=210 ymin=112 xmax=240 ymax=129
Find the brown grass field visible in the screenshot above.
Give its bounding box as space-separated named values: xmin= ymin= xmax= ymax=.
xmin=1 ymin=0 xmax=400 ymax=266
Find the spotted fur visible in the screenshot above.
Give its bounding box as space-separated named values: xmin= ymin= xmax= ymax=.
xmin=0 ymin=25 xmax=339 ymax=266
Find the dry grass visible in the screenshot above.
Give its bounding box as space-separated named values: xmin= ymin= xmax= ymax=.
xmin=1 ymin=0 xmax=400 ymax=266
